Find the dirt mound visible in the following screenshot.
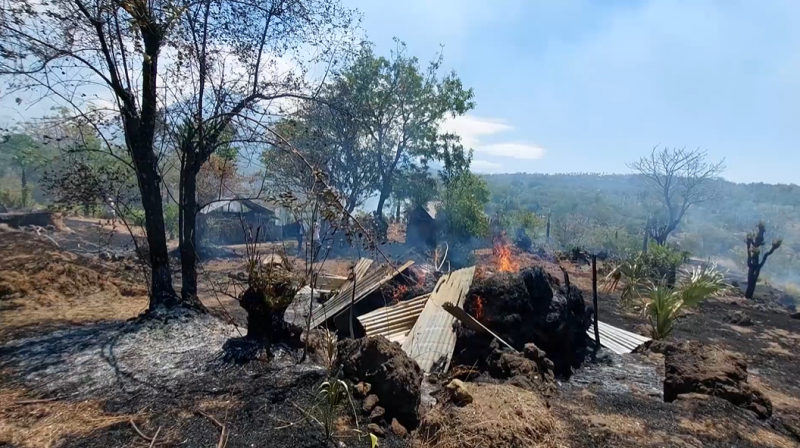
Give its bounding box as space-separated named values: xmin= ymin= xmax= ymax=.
xmin=463 ymin=266 xmax=592 ymax=376
xmin=0 ymin=237 xmax=144 ymax=303
xmin=414 ymin=383 xmax=563 ymax=448
xmin=664 ymin=340 xmax=773 ymax=419
xmin=0 ymin=211 xmax=69 ymax=231
xmin=0 ymin=237 xmax=147 ymax=341
xmin=337 ymin=336 xmax=423 ymax=428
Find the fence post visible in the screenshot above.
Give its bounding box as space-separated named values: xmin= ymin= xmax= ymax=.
xmin=592 ymin=254 xmax=600 ymax=356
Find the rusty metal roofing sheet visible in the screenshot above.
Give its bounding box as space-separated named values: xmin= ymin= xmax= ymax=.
xmin=309 ymin=260 xmax=414 ymax=329
xmin=357 ymin=294 xmax=430 ymax=345
xmin=401 ymin=266 xmax=476 ymax=373
xmin=586 ymin=320 xmax=651 ymax=354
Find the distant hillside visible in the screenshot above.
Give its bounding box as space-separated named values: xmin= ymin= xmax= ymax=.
xmin=482 ymin=173 xmax=800 ymax=285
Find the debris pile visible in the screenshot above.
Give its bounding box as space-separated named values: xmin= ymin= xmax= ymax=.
xmin=415 ymin=382 xmax=563 ymax=448
xmin=460 ymin=266 xmax=592 ymax=376
xmin=336 ymin=336 xmax=423 ymax=428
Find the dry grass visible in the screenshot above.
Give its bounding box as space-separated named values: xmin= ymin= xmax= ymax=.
xmin=414 ymin=383 xmax=565 ymax=448
xmin=0 ymin=387 xmax=131 ymax=448
xmin=0 ymin=236 xmax=148 ymax=341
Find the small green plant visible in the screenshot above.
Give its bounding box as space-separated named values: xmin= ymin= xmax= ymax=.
xmin=295 ymin=375 xmax=378 ymax=447
xmin=605 ymin=245 xmax=688 ymax=304
xmin=644 ymin=264 xmax=728 ymax=339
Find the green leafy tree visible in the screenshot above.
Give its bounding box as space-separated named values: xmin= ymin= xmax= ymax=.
xmin=439 ymin=172 xmax=490 ymax=242
xmin=0 ymin=134 xmax=49 ymax=206
xmin=336 ymin=42 xmax=474 ymax=221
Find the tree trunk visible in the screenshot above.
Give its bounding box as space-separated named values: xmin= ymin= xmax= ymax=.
xmin=179 ymin=168 xmax=203 ymax=308
xmin=136 ymin=159 xmax=179 ymax=310
xmin=395 ymin=201 xmax=401 ymax=222
xmin=375 ymin=187 xmax=389 ymax=218
xmin=545 ymin=214 xmax=551 ymax=241
xmin=745 ymin=267 xmax=759 ymax=299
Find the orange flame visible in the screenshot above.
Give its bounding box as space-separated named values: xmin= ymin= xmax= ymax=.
xmin=474 ymin=295 xmax=485 ymax=321
xmin=392 ymin=284 xmax=409 ymax=302
xmin=493 ymin=241 xmax=519 ymax=273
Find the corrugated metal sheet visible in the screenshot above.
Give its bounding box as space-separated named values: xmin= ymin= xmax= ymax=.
xmin=309 ymin=260 xmax=414 ymax=329
xmin=586 ymin=321 xmax=651 ymax=354
xmin=357 ymin=294 xmax=430 ymax=345
xmin=402 ymin=266 xmax=476 ymax=373
xmin=441 ymin=302 xmax=517 ymax=352
xmin=314 ymin=274 xmax=349 ymax=293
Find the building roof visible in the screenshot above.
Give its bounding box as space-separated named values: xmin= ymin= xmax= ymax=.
xmin=425 ymin=201 xmax=441 ymax=219
xmin=199 ymin=197 xmax=276 ymax=216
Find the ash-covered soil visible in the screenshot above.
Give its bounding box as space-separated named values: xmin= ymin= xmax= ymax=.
xmin=2 ymin=231 xmax=800 ymax=448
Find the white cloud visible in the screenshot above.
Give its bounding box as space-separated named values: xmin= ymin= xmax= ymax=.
xmin=479 ymin=143 xmax=545 ymax=160
xmin=440 ymin=115 xmax=512 ymax=148
xmin=440 ymin=114 xmax=545 ymax=160
xmin=470 ymin=159 xmax=504 ymax=172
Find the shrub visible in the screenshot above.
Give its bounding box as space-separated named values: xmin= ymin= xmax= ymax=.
xmin=605 ymin=245 xmax=688 ymax=304
xmin=644 ymin=264 xmax=728 ymax=339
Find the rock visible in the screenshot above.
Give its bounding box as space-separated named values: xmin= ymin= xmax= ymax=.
xmin=362 ymin=394 xmax=379 ymax=413
xmin=337 ymin=336 xmax=423 ymax=428
xmin=390 ymin=418 xmax=408 ymax=438
xmin=664 ymin=341 xmax=772 ymax=419
xmin=726 ymin=310 xmax=753 ymax=326
xmin=522 ymin=343 xmax=555 ymax=379
xmin=463 ymin=266 xmax=592 ymax=376
xmin=354 ymin=382 xmax=372 ymax=398
xmin=487 ymin=348 xmax=552 ymax=385
xmin=368 ymin=406 xmax=386 ymax=422
xmin=366 ymin=423 xmax=384 ymax=438
xmin=445 ymin=379 xmax=473 ymax=405
xmin=639 ymin=339 xmax=674 ymax=354
xmin=791 ymin=312 xmax=800 ymax=320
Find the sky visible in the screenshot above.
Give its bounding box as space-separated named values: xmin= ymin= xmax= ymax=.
xmin=344 ymin=0 xmax=800 ymax=185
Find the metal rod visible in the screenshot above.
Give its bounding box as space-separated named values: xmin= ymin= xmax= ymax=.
xmin=592 ymin=254 xmax=600 ymax=355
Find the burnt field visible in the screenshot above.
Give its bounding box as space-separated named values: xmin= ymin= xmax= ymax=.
xmin=1 ymin=221 xmax=800 ymax=448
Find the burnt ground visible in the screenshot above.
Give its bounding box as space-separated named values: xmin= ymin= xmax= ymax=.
xmin=2 ymin=222 xmax=800 ymax=447
xmin=552 ymin=259 xmax=800 ymax=448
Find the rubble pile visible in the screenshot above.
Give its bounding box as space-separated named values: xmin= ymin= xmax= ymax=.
xmin=336 ymin=336 xmax=423 ymax=428
xmin=460 ymin=266 xmax=593 ymax=376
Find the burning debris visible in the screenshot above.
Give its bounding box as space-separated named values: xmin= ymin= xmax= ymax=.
xmin=493 ymin=240 xmax=519 ymax=273
xmin=459 ymin=266 xmax=593 ymax=376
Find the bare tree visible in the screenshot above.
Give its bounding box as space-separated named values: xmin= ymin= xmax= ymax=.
xmin=629 ymin=147 xmax=725 ymax=245
xmin=744 ymin=221 xmax=782 ymax=299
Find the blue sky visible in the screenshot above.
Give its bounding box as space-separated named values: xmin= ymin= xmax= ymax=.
xmin=344 ymin=0 xmax=800 ymax=185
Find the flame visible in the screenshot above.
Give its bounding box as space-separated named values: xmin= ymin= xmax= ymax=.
xmin=416 ymin=270 xmax=427 ymax=287
xmin=474 ymin=295 xmax=484 ymax=321
xmin=392 ymin=284 xmax=409 ymax=302
xmin=493 ymin=241 xmax=519 ymax=273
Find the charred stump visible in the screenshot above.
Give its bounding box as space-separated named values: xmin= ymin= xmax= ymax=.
xmin=462 ymin=266 xmax=592 ymax=376
xmin=223 ymin=280 xmax=301 ymax=363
